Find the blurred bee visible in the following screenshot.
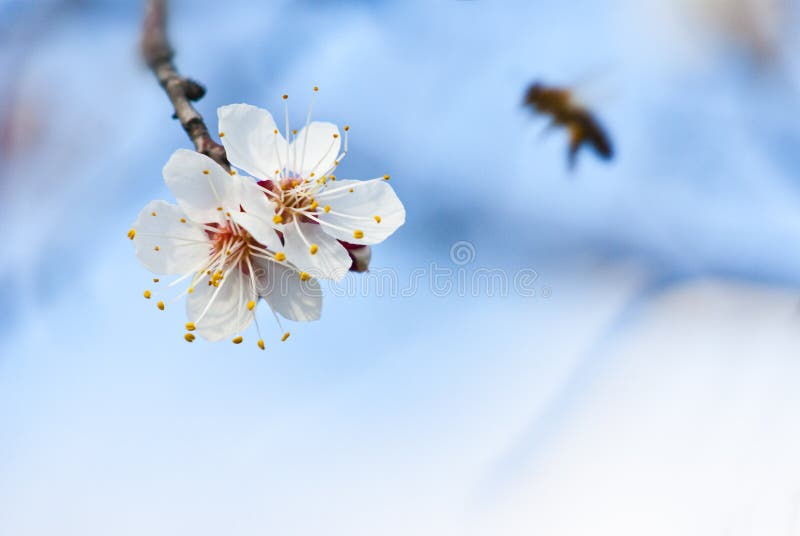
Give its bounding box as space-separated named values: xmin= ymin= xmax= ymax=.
xmin=523 ymin=82 xmax=614 ymax=169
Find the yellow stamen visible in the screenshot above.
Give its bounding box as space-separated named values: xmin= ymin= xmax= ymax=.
xmin=154 ymin=245 xmax=160 ymax=251
xmin=300 ymin=272 xmax=311 ymax=281
xmin=229 ymin=170 xmax=236 ymax=176
xmin=202 ymin=170 xmax=209 ymax=175
xmin=247 ymin=300 xmax=256 ymax=311
xmin=281 ymin=332 xmax=290 ymax=342
xmin=313 ymin=86 xmax=319 ymax=92
xmin=292 ymin=129 xmax=298 ymax=135
xmin=374 ymin=215 xmax=382 ymax=223
xmin=143 ymin=290 xmax=152 ymax=299
xmin=232 ymin=336 xmax=243 ymax=344
xmin=180 ymin=218 xmax=186 ymax=223
xmin=348 ymin=188 xmax=354 ymax=193
xmin=309 ymin=201 xmax=318 ymax=210
xmin=324 ymin=205 xmax=331 ymax=213
xmin=188 ymin=287 xmax=194 ymax=294
xmin=273 ymin=214 xmax=283 ymax=224
xmin=309 ymin=244 xmax=319 ymax=255
xmin=219 ymin=132 xmax=225 ymax=137
xmin=216 ymin=206 xmax=223 ymax=211
xmin=333 ymin=133 xmax=339 ymax=139
xmin=185 ymin=322 xmax=196 ymax=331
xmin=127 ymin=229 xmax=136 ymax=240
xmin=153 ymin=278 xmax=159 ymax=283
xmin=274 ymin=252 xmax=286 ymax=262
xmin=344 ymin=125 xmax=350 ymax=132
xmin=157 ymin=301 xmax=165 ymax=311
xmin=151 ymin=211 xmax=157 ymax=217
xmin=184 ymin=333 xmax=196 ymax=342
xmin=282 ymin=94 xmax=288 ymax=100
xmin=383 ymin=174 xmax=390 ymax=180
xmin=257 ymin=339 xmax=265 ymax=350
xmin=353 ymin=230 xmax=364 ymax=239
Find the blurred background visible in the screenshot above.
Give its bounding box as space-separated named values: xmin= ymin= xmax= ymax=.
xmin=2 ymin=0 xmax=800 ymax=534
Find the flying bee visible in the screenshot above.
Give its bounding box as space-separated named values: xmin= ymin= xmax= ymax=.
xmin=523 ymin=82 xmax=614 ymax=169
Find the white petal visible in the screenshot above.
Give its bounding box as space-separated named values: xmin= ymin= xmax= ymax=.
xmin=163 ymin=149 xmax=246 ymax=223
xmin=186 ymin=266 xmax=256 ymax=341
xmin=218 ymin=104 xmax=287 ymax=181
xmin=227 ymin=179 xmax=283 ymax=251
xmin=315 ymin=179 xmax=405 ymax=245
xmin=132 ymin=200 xmax=210 ymax=275
xmin=288 ymin=121 xmax=340 ymax=178
xmin=252 ymin=258 xmax=322 ymax=322
xmin=282 ymin=220 xmax=352 ymax=281
xmin=231 ymin=211 xmax=283 ymax=252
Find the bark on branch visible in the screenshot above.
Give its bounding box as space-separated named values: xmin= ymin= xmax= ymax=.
xmin=141 ymin=0 xmax=229 ymax=170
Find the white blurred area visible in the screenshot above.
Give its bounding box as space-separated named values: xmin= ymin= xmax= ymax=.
xmin=2 ymin=0 xmax=800 ymax=534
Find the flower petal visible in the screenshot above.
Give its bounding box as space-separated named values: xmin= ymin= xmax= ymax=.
xmin=229 ymin=179 xmax=283 ymax=251
xmin=218 ymin=104 xmax=287 ymax=181
xmin=252 ymin=258 xmax=322 ymax=322
xmin=163 ymin=149 xmax=247 ymax=223
xmin=288 ymin=121 xmax=340 ymax=178
xmin=132 ymin=200 xmax=210 ymax=275
xmin=282 ymin=220 xmax=352 ymax=281
xmin=314 ymin=178 xmax=405 ymax=245
xmin=186 ymin=266 xmax=256 ymax=341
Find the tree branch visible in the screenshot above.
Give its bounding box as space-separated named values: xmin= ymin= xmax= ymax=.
xmin=141 ymin=0 xmax=229 ymax=170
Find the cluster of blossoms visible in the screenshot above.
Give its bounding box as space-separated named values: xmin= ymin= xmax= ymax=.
xmin=129 ymin=95 xmax=405 ymax=348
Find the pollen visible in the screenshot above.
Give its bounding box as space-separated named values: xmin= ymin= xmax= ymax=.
xmin=203 ymin=170 xmax=209 ymax=175
xmin=310 ymin=172 xmax=315 ymax=177
xmin=292 ymin=129 xmax=298 ymax=135
xmin=185 ymin=322 xmax=196 ymax=331
xmin=282 ymin=94 xmax=288 ymax=100
xmin=180 ymin=218 xmax=186 ymax=223
xmin=273 ymin=214 xmax=284 ymax=224
xmin=127 ymin=229 xmax=136 ymax=240
xmin=333 ymin=133 xmax=339 ymax=139
xmin=353 ymin=230 xmax=364 ymax=239
xmin=229 ymin=170 xmax=236 ymax=176
xmin=309 ymin=244 xmax=319 ymax=255
xmin=219 ymin=132 xmax=225 ymax=137
xmin=383 ymin=174 xmax=390 ymax=180
xmin=274 ymin=129 xmax=278 ymax=134
xmin=247 ymin=300 xmax=256 ymax=311
xmin=143 ymin=289 xmax=152 ymax=299
xmin=226 ymin=211 xmax=231 ymax=217
xmin=281 ymin=332 xmax=290 ymax=342
xmin=300 ymin=272 xmax=311 ymax=281
xmin=274 ymin=252 xmax=286 ymax=262
xmin=374 ymin=215 xmax=382 ymax=223
xmin=153 ymin=278 xmax=159 ymax=283
xmin=257 ymin=339 xmax=265 ymax=350
xmin=344 ymin=125 xmax=350 ymax=132
xmin=329 ymin=175 xmax=336 ymax=181
xmin=309 ymin=201 xmax=318 ymax=210
xmin=151 ymin=211 xmax=157 ymax=217
xmin=157 ymin=301 xmax=165 ymax=311
xmin=188 ymin=287 xmax=194 ymax=294
xmin=217 ymin=206 xmax=223 ymax=211
xmin=313 ymin=86 xmax=319 ymax=92
xmin=184 ymin=333 xmax=196 ymax=343
xmin=232 ymin=336 xmax=243 ymax=344
xmin=324 ymin=205 xmax=331 ymax=213
xmin=154 ymin=245 xmax=160 ymax=251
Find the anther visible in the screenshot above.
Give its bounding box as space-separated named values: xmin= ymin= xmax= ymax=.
xmin=258 ymin=339 xmax=265 ymax=350
xmin=300 ymin=272 xmax=311 ymax=281
xmin=349 ymin=188 xmax=354 ymax=192
xmin=232 ymin=336 xmax=243 ymax=344
xmin=157 ymin=301 xmax=165 ymax=311
xmin=184 ymin=333 xmax=196 ymax=343
xmin=217 ymin=206 xmax=223 ymax=211
xmin=274 ymin=129 xmax=279 ymax=134
xmin=309 ymin=244 xmax=319 ymax=255
xmin=153 ymin=278 xmax=159 ymax=283
xmin=219 ymin=132 xmax=225 ymax=137
xmin=344 ymin=125 xmax=350 ymax=132
xmin=282 ymin=94 xmax=288 ymax=100
xmin=154 ymin=245 xmax=160 ymax=251
xmin=151 ymin=211 xmax=157 ymax=217
xmin=333 ymin=133 xmax=339 ymax=139
xmin=247 ymin=300 xmax=256 ymax=311
xmin=281 ymin=332 xmax=290 ymax=342
xmin=229 ymin=170 xmax=236 ymax=176
xmin=353 ymin=230 xmax=364 ymax=239
xmin=203 ymin=170 xmax=209 ymax=175
xmin=309 ymin=201 xmax=318 ymax=210
xmin=188 ymin=287 xmax=194 ymax=294
xmin=324 ymin=205 xmax=331 ymax=213
xmin=273 ymin=214 xmax=284 ymax=224
xmin=180 ymin=218 xmax=186 ymax=223
xmin=313 ymin=86 xmax=319 ymax=92
xmin=185 ymin=322 xmax=196 ymax=331
xmin=274 ymin=252 xmax=286 ymax=261
xmin=143 ymin=290 xmax=152 ymax=299
xmin=374 ymin=215 xmax=382 ymax=223
xmin=383 ymin=174 xmax=390 ymax=180
xmin=127 ymin=229 xmax=136 ymax=240
xmin=292 ymin=129 xmax=297 ymax=135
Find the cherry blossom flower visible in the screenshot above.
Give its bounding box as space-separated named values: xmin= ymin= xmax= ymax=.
xmin=216 ymin=95 xmax=405 ymax=281
xmin=129 ymin=149 xmax=320 ymax=346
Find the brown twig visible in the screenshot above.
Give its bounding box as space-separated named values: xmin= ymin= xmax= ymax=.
xmin=141 ymin=0 xmax=229 ymax=170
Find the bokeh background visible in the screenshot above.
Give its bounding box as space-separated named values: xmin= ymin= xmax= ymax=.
xmin=2 ymin=0 xmax=800 ymax=534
